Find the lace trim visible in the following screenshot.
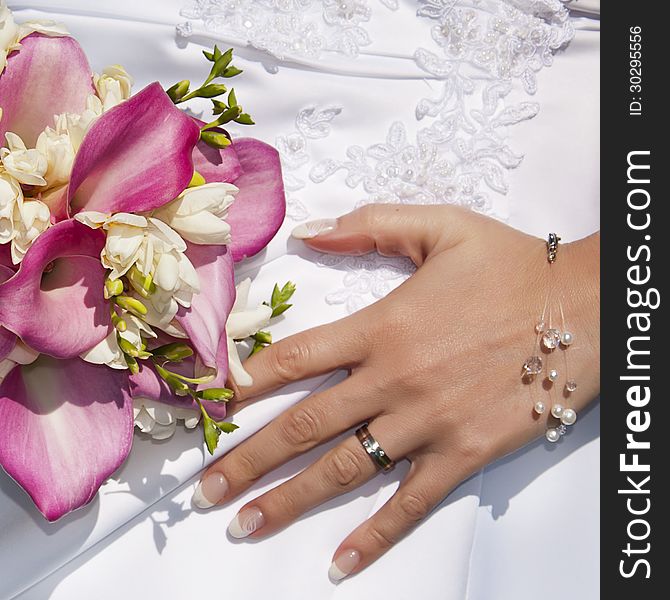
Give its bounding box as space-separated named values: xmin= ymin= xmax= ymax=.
xmin=276 ymin=104 xmax=343 ymax=221
xmin=308 ymin=1 xmax=573 ymax=311
xmin=177 ymin=0 xmax=399 ymax=59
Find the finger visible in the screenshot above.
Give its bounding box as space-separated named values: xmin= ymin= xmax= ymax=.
xmin=328 ymin=457 xmax=466 ymax=581
xmin=223 ymin=419 xmax=417 ymax=539
xmin=192 ymin=376 xmax=382 ymax=508
xmin=231 ymin=311 xmax=371 ymax=405
xmin=291 ymin=204 xmax=470 ymax=265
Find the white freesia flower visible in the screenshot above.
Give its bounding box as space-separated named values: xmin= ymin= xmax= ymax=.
xmin=133 ymin=397 xmax=200 ymax=440
xmin=153 ymin=182 xmax=237 ymax=246
xmin=1 ymin=132 xmax=48 ymax=186
xmin=94 ymin=65 xmax=133 ymax=111
xmin=153 ymin=181 xmax=237 ymax=246
xmin=0 ymin=340 xmax=39 ymax=385
xmin=64 ymin=94 xmax=103 ymax=151
xmin=226 ymin=278 xmax=273 ymax=387
xmin=0 ymin=171 xmax=21 ymax=243
xmin=35 ymin=115 xmax=75 ymax=187
xmin=11 ymin=198 xmax=50 ymax=264
xmin=17 ymin=19 xmax=69 ymax=39
xmin=0 ymin=1 xmax=19 ymax=69
xmin=80 ymin=314 xmax=156 ymax=370
xmin=76 ymin=211 xmax=200 ymax=325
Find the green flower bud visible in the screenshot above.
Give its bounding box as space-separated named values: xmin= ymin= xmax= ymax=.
xmin=166 ymin=79 xmax=190 ymax=103
xmin=200 ymin=130 xmax=231 ymax=149
xmin=104 ymin=278 xmax=125 ymax=299
xmin=115 ymin=295 xmax=148 ymax=317
xmin=152 ymin=342 xmax=194 ymax=362
xmin=198 ymin=388 xmax=234 ymax=402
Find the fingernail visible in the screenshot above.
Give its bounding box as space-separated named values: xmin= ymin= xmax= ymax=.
xmin=191 ymin=472 xmax=228 ymax=509
xmin=228 ymin=507 xmax=265 ymax=538
xmin=291 ymin=218 xmax=337 ymax=239
xmin=328 ymin=549 xmax=360 ymax=582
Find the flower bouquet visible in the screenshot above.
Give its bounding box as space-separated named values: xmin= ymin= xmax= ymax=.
xmin=0 ymin=2 xmax=290 ymax=521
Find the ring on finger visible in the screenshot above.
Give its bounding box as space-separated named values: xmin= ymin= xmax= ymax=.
xmin=355 ymin=424 xmax=396 ymax=472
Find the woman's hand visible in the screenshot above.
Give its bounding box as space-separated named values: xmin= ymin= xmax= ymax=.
xmin=192 ymin=204 xmax=600 ymax=581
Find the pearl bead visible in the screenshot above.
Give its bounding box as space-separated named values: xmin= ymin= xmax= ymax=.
xmin=551 ymin=404 xmax=564 ymax=419
xmin=546 ymin=428 xmax=560 ymax=443
xmin=561 ymin=331 xmax=573 ymax=346
xmin=561 ymin=408 xmax=577 ymax=426
xmin=533 ymin=401 xmax=545 ymax=415
xmin=547 ymin=369 xmax=558 ymax=382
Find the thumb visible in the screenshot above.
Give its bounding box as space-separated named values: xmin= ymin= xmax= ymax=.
xmin=290 ymin=204 xmax=467 ymax=265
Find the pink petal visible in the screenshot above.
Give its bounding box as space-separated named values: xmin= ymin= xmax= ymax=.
xmin=0 ymin=34 xmax=94 ymax=146
xmin=68 ymin=82 xmax=201 ymax=215
xmin=0 ymin=265 xmax=16 ymax=360
xmin=227 ymin=138 xmax=286 ymax=262
xmin=0 ymin=220 xmax=111 ymax=358
xmin=175 ymin=243 xmax=235 ymax=397
xmin=0 ymin=243 xmax=14 ymax=269
xmin=192 ymin=119 xmax=242 ymax=184
xmin=0 ymin=356 xmax=133 ymax=521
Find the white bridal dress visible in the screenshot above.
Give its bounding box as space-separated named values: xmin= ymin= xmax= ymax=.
xmin=0 ymin=1 xmax=599 ymax=598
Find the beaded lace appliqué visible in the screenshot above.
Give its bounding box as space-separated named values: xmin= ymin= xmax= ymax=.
xmin=177 ymin=0 xmax=399 ymax=59
xmin=276 ymin=104 xmax=343 ymax=221
xmin=307 ymin=1 xmax=573 ymax=311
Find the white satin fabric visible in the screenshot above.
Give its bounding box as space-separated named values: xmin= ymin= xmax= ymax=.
xmin=0 ymin=2 xmax=599 ymax=599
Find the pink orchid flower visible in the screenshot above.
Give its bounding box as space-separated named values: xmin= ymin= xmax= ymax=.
xmin=0 ymin=34 xmax=286 ymax=521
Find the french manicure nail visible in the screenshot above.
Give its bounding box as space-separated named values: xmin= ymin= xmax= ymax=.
xmin=291 ymin=218 xmax=337 ymax=240
xmin=328 ymin=549 xmax=360 ymax=582
xmin=228 ymin=507 xmax=265 ymax=538
xmin=191 ymin=472 xmax=228 ymax=509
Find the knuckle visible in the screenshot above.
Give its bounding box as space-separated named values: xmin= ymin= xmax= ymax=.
xmin=366 ymin=524 xmax=397 ymax=550
xmin=323 ymin=447 xmax=365 ymax=489
xmin=396 ymin=491 xmax=431 ymax=523
xmin=269 ymin=339 xmax=311 ymax=382
xmin=356 ymin=203 xmax=385 ymax=231
xmin=229 ymin=448 xmax=261 ymax=484
xmin=270 ymin=487 xmax=300 ymax=520
xmin=280 ymin=406 xmax=322 ymax=449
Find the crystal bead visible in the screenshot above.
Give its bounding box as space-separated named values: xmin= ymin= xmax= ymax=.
xmin=542 ymin=328 xmax=560 ymax=350
xmin=535 ymin=320 xmax=545 ymax=334
xmin=523 ymin=356 xmax=543 ymax=376
xmin=566 ymin=380 xmax=578 ymax=392
xmin=557 ymin=424 xmax=568 ymax=436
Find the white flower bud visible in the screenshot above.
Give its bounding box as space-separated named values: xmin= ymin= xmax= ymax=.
xmin=11 ymin=198 xmax=51 ymax=264
xmin=226 ymin=279 xmax=273 ymax=387
xmin=94 ymin=65 xmax=133 ymax=111
xmin=1 ymin=132 xmax=48 ymax=186
xmin=36 ymin=118 xmax=76 ymax=187
xmin=0 ymin=171 xmax=21 ymax=244
xmin=153 ymin=182 xmax=237 ymax=246
xmin=0 ymin=1 xmax=20 ymax=69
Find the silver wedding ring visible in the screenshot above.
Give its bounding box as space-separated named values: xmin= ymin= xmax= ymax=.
xmin=355 ymin=424 xmax=396 ymax=473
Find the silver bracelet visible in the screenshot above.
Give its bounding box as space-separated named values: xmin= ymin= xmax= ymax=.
xmin=522 ymin=234 xmax=578 ymax=443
